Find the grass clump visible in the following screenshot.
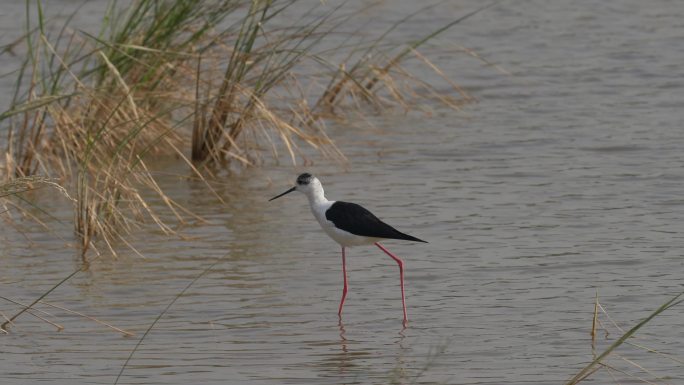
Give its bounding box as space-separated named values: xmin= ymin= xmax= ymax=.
xmin=1 ymin=0 xmax=481 ymax=255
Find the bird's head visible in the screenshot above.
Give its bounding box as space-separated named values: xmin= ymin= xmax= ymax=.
xmin=269 ymin=173 xmax=322 ymax=201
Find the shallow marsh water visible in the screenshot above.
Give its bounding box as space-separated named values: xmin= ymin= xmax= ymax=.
xmin=2 ymin=1 xmax=684 ymax=384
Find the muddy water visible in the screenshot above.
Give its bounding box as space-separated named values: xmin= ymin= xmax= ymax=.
xmin=2 ymin=1 xmax=684 ymax=384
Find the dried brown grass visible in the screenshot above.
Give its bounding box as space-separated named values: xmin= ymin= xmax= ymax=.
xmin=1 ymin=0 xmax=480 ymax=256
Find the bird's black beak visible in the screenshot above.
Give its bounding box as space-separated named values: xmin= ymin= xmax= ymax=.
xmin=269 ymin=186 xmax=296 ymax=201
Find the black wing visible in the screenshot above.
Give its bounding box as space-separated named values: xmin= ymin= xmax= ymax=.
xmin=325 ymin=201 xmax=427 ymax=243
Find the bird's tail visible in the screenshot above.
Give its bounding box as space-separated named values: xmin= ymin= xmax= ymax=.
xmin=392 ymin=231 xmax=427 ymax=243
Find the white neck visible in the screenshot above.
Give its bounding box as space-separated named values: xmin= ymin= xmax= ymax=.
xmin=306 ymin=182 xmax=328 ymax=206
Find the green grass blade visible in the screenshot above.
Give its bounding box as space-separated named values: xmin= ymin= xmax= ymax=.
xmin=565 ymin=291 xmax=684 ymax=385
xmin=365 ymin=1 xmax=500 ymax=91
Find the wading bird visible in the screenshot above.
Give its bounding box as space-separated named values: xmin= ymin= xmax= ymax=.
xmin=269 ymin=173 xmax=426 ymax=326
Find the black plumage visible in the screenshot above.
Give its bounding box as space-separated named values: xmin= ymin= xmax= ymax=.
xmin=325 ymin=201 xmax=427 ymax=243
xmin=296 ymin=173 xmax=312 ymax=185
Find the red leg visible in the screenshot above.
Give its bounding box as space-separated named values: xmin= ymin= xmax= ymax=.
xmin=375 ymin=242 xmax=408 ymax=326
xmin=338 ymin=246 xmax=348 ymax=317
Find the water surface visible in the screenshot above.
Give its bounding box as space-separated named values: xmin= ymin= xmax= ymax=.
xmin=2 ymin=1 xmax=684 ymax=384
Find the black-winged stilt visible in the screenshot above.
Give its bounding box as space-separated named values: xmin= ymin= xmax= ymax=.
xmin=269 ymin=173 xmax=426 ymax=326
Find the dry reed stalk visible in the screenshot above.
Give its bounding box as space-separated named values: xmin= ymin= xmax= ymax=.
xmin=567 ymin=291 xmax=684 ymax=385
xmin=2 ymin=0 xmax=487 ymax=256
xmin=0 ymin=295 xmax=133 ymax=335
xmin=591 ymin=290 xmax=599 ymax=346
xmin=38 ymin=300 xmax=134 ymax=336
